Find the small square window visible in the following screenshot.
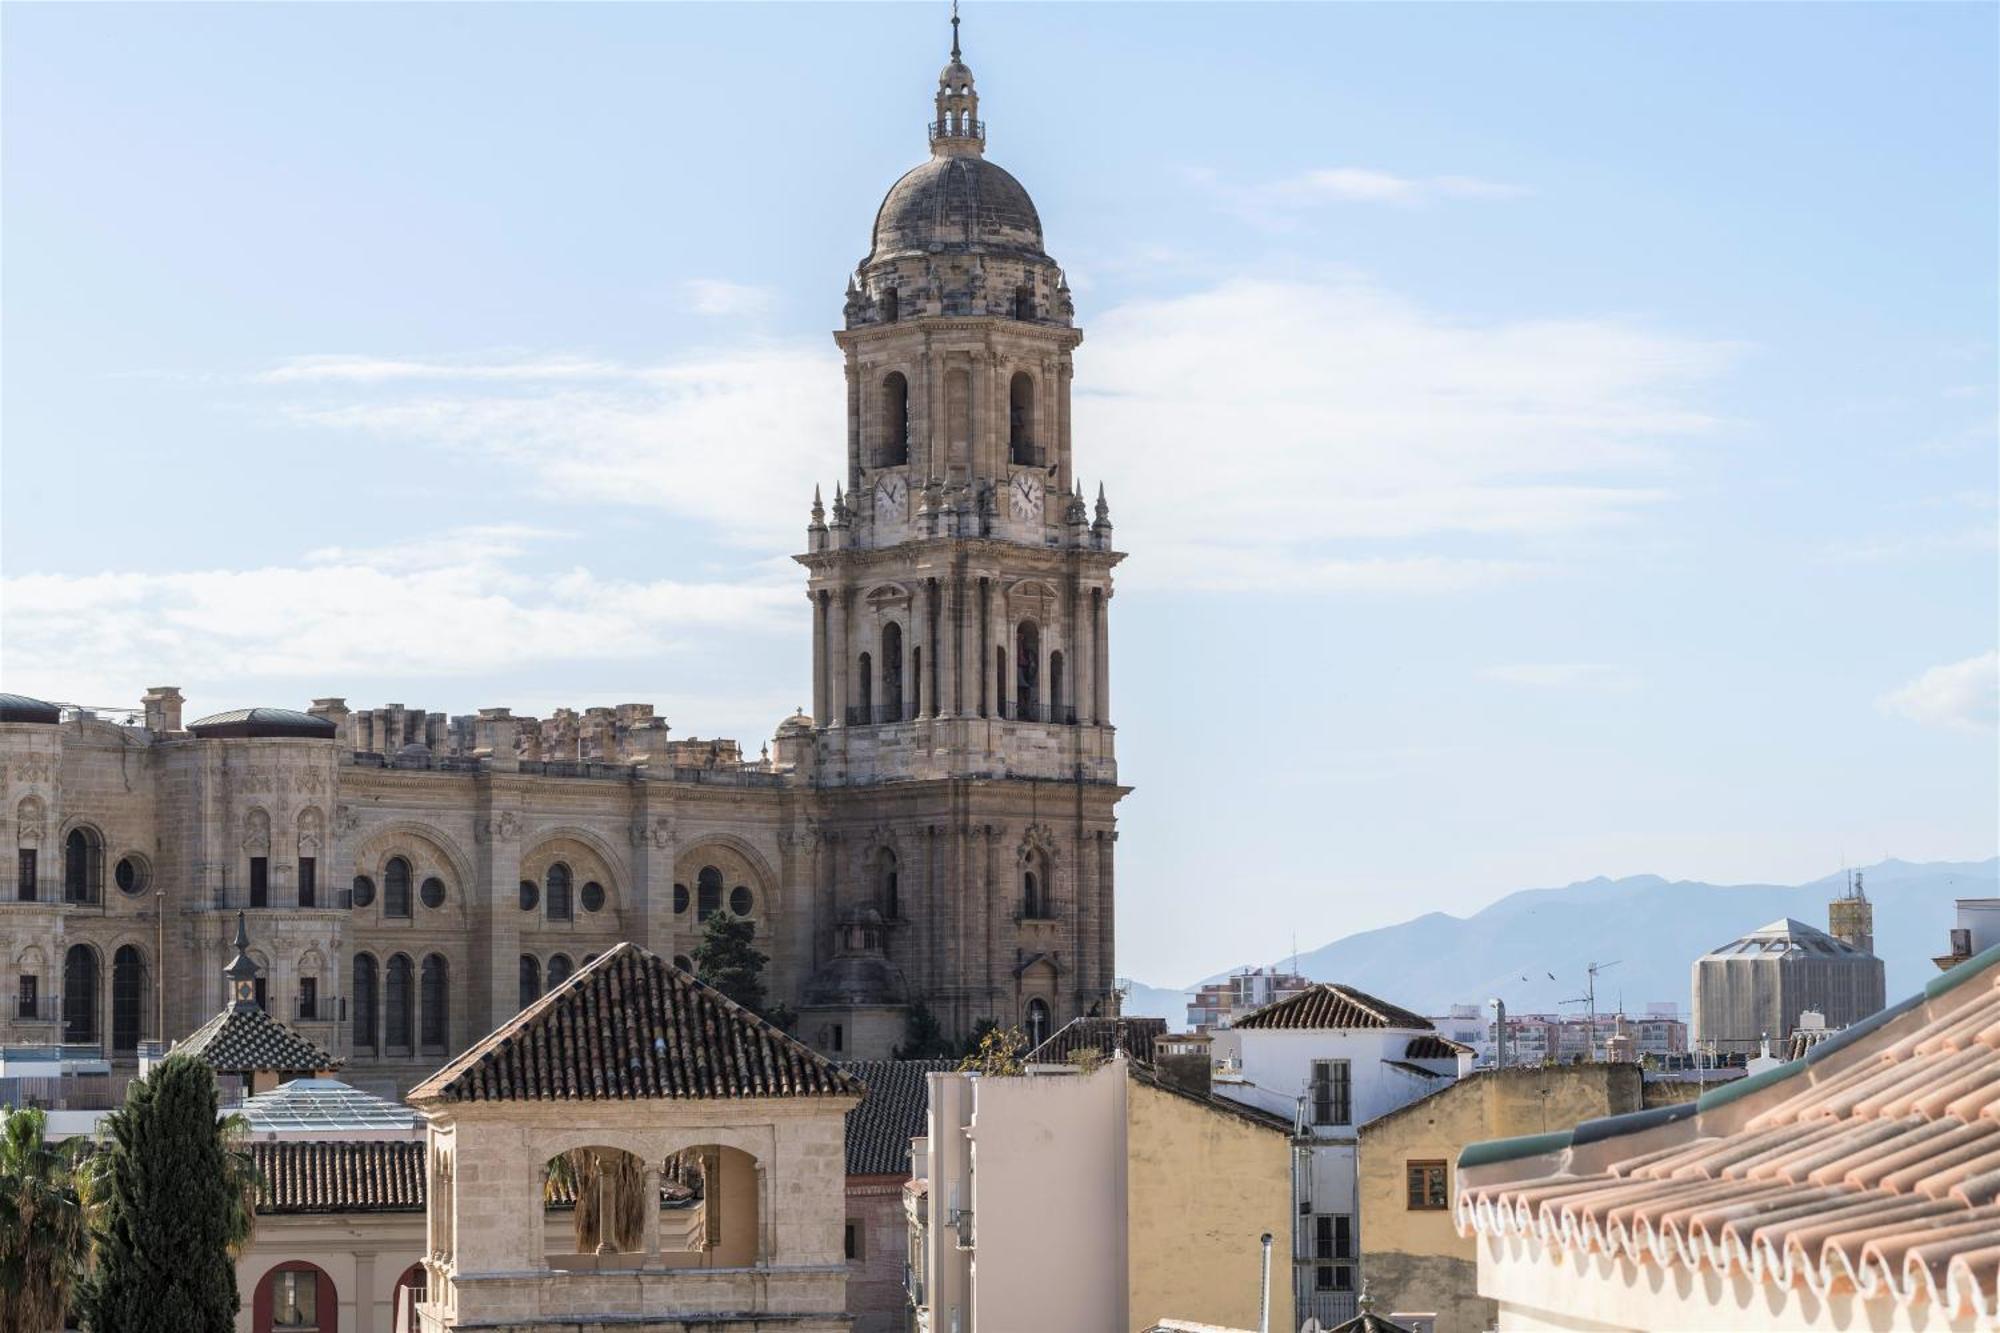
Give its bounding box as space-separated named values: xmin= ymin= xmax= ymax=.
xmin=1407 ymin=1160 xmax=1450 ymax=1210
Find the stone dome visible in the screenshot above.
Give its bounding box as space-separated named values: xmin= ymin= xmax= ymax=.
xmin=188 ymin=707 xmax=337 ymax=740
xmin=801 ymin=951 xmax=911 ymax=1009
xmin=868 ymin=154 xmax=1046 ymax=264
xmin=0 ymin=693 xmax=61 ymax=725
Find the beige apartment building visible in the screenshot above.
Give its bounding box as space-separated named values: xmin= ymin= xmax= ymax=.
xmin=908 ymin=1053 xmax=1296 ymax=1333
xmin=0 ymin=18 xmax=1127 ymax=1091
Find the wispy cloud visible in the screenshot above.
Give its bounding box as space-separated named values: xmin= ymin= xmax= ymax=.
xmin=1080 ymin=274 xmax=1737 ymax=591
xmin=0 ymin=527 xmax=795 ymax=717
xmin=1879 ymin=651 xmax=1999 ymax=734
xmin=1481 ymin=663 xmax=1638 ymax=691
xmin=683 ymin=279 xmax=776 ymax=317
xmin=1190 ymin=164 xmax=1528 ymax=230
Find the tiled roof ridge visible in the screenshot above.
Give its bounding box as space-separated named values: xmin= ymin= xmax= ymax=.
xmin=176 ymin=1004 xmax=342 ymax=1075
xmin=252 ymin=1139 xmax=425 ymax=1213
xmin=410 ymin=942 xmax=862 ymax=1105
xmin=1455 ymin=945 xmax=2000 ymax=1325
xmin=1232 ymin=981 xmax=1435 ymax=1032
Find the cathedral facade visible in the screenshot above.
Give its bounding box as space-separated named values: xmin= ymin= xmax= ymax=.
xmin=0 ymin=38 xmax=1125 ymax=1092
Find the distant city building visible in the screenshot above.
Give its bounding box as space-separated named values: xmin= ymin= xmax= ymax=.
xmin=1690 ymin=916 xmax=1885 ymax=1057
xmin=1185 ymin=967 xmax=1313 ymax=1032
xmin=1935 ymin=896 xmax=2000 ymax=971
xmin=1482 ymin=1010 xmax=1686 ymax=1064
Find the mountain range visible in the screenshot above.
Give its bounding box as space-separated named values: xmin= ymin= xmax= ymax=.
xmin=1120 ymin=857 xmax=1998 ymax=1026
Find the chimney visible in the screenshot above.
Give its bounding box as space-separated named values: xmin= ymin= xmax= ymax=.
xmin=141 ymin=686 xmax=184 ymax=734
xmin=1153 ymin=1036 xmax=1213 ymax=1098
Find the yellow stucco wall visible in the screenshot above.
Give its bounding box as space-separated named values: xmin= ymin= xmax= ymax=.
xmin=1358 ymin=1065 xmax=1641 ymax=1333
xmin=1125 ymin=1075 xmax=1294 ymax=1333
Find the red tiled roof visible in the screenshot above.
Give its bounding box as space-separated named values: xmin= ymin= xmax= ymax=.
xmin=1405 ymin=1034 xmax=1471 ymax=1060
xmin=409 ymin=943 xmax=862 ymax=1105
xmin=1231 ymin=983 xmax=1434 ymax=1033
xmin=1457 ymin=948 xmax=2000 ymax=1324
xmin=253 ymin=1140 xmax=424 ymax=1213
xmin=177 ymin=1005 xmax=341 ymax=1075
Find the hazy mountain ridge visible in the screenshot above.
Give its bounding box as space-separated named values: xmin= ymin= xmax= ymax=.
xmin=1122 ymin=858 xmax=1998 ymax=1025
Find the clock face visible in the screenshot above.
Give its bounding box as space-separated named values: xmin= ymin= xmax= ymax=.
xmin=1010 ymin=473 xmax=1043 ymax=520
xmin=875 ymin=476 xmax=906 ymax=521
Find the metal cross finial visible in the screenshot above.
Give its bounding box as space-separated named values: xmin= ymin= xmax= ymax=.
xmin=951 ymin=0 xmax=961 ymax=60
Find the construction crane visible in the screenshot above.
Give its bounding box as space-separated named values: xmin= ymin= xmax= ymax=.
xmin=1558 ymin=960 xmax=1623 ymax=1061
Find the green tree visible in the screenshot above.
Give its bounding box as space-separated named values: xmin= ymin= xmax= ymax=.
xmin=894 ymin=1001 xmax=957 ymax=1059
xmin=80 ymin=1055 xmax=253 ymax=1333
xmin=693 ymin=911 xmax=779 ymax=1021
xmin=958 ymin=1025 xmax=1027 ymax=1077
xmin=0 ymin=1105 xmax=90 ymax=1333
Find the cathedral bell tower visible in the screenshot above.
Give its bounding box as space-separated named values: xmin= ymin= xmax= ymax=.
xmin=794 ymin=17 xmax=1124 ymax=1044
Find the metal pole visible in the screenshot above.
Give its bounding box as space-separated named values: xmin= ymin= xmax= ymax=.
xmin=1259 ymin=1232 xmax=1273 ymax=1333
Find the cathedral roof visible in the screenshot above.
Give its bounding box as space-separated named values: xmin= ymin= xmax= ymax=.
xmin=0 ymin=693 xmax=61 ymax=724
xmin=869 ymin=154 xmax=1046 ymax=264
xmin=1699 ymin=917 xmax=1874 ymax=961
xmin=409 ymin=942 xmax=862 ymax=1105
xmin=187 ymin=706 xmax=337 ymax=739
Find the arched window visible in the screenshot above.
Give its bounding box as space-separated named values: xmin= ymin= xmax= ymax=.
xmin=385 ymin=954 xmax=414 ymax=1051
xmin=1026 ymin=998 xmax=1052 ymax=1049
xmin=384 ymin=856 xmax=413 ymax=919
xmin=112 ymin=945 xmax=145 ymax=1052
xmin=697 ymin=866 xmax=724 ymax=921
xmin=1016 ymin=621 xmax=1041 ymax=715
xmin=881 ymin=371 xmax=910 ymax=466
xmin=352 ymin=954 xmax=378 ymax=1051
xmin=255 ymin=1261 xmax=335 ymax=1333
xmin=1014 ymin=284 xmax=1035 ymax=321
xmin=857 ymin=651 xmax=873 ymax=722
xmin=392 ymin=1264 xmax=425 ymax=1333
xmin=882 ymin=622 xmax=904 ymax=720
xmin=546 ymin=863 xmax=573 ymax=921
xmin=420 ymin=954 xmax=449 ymax=1051
xmin=1023 ymin=868 xmax=1043 ymax=919
xmin=877 ymin=846 xmax=900 ymax=918
xmin=519 ymin=954 xmax=541 ymax=1009
xmin=1009 ymin=372 xmax=1035 ymax=464
xmin=62 ymin=945 xmax=99 ymax=1045
xmin=547 ymin=953 xmax=574 ymax=988
xmin=1049 ymin=649 xmax=1066 ymax=723
xmin=64 ymin=827 xmax=101 ymax=904
xmin=882 ymin=288 xmax=899 ymax=324
xmin=996 ymin=646 xmax=1009 ymax=718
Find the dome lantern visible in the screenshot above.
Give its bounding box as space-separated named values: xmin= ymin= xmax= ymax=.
xmin=930 ymin=3 xmax=983 ymax=155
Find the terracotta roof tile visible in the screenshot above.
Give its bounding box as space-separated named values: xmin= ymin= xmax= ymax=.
xmin=408 ymin=942 xmax=862 ymax=1105
xmin=1027 ymin=1016 xmax=1168 ymax=1065
xmin=253 ymin=1140 xmax=424 ymax=1213
xmin=176 ymin=1005 xmax=341 ymax=1075
xmin=1231 ymin=983 xmax=1434 ymax=1033
xmin=1458 ymin=950 xmax=2000 ymax=1324
xmin=841 ymin=1059 xmax=955 ymax=1176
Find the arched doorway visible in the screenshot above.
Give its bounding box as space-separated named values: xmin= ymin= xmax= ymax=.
xmin=253 ymin=1261 xmax=336 ymax=1332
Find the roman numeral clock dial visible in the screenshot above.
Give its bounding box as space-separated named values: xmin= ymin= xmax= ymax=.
xmin=1010 ymin=472 xmax=1043 ymax=520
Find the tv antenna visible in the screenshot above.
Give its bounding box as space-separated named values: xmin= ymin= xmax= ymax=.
xmin=1558 ymin=960 xmax=1622 ymax=1061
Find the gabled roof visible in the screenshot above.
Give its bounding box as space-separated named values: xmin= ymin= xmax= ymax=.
xmin=239 ymin=1077 xmax=422 ymax=1136
xmin=1028 ymin=1015 xmax=1168 ymax=1065
xmin=252 ymin=1140 xmax=425 ymax=1214
xmin=841 ymin=1059 xmax=957 ymax=1176
xmin=1404 ymin=1033 xmax=1471 ymax=1060
xmin=409 ymin=942 xmax=862 ymax=1105
xmin=177 ymin=1005 xmax=341 ymax=1076
xmin=1231 ymin=983 xmax=1434 ymax=1033
xmin=1458 ymin=944 xmax=2000 ymax=1325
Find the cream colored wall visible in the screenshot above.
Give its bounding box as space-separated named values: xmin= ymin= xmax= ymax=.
xmin=963 ymin=1064 xmax=1126 ymax=1332
xmin=1358 ymin=1065 xmax=1642 ymax=1333
xmin=235 ymin=1212 xmax=425 ymax=1333
xmin=1124 ymin=1078 xmax=1292 ymax=1333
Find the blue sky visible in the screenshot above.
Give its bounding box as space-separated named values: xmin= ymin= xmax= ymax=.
xmin=4 ymin=3 xmax=1994 ymax=985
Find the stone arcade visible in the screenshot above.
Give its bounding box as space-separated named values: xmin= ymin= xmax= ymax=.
xmin=0 ymin=28 xmax=1125 ymax=1091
